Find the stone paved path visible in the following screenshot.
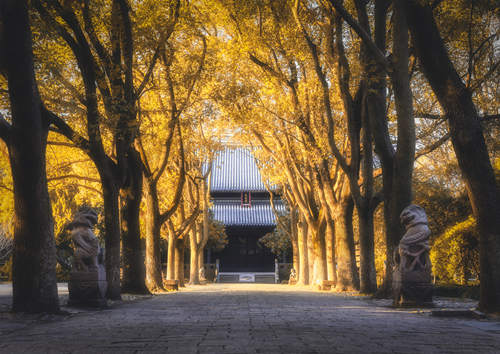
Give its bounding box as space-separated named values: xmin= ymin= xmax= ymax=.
xmin=1 ymin=283 xmax=500 ymax=353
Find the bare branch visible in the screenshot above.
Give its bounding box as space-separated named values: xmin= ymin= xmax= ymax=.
xmin=415 ymin=132 xmax=451 ymax=160
xmin=135 ymin=0 xmax=180 ymax=99
xmin=416 ymin=112 xmax=500 ymax=121
xmin=47 ymin=174 xmax=100 ymax=183
xmin=0 ymin=183 xmax=13 ymax=193
xmin=158 ymin=123 xmax=186 ymax=225
xmin=42 ymin=107 xmax=91 ymax=154
xmin=326 ymin=0 xmax=391 ymax=72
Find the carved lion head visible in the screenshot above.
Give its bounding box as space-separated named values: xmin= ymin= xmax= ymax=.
xmin=400 ymin=204 xmax=428 ymax=229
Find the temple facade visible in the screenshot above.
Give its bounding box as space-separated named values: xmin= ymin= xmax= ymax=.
xmin=208 ymin=148 xmax=285 ymax=280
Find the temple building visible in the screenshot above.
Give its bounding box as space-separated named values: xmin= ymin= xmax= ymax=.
xmin=208 ymin=148 xmax=285 ymax=282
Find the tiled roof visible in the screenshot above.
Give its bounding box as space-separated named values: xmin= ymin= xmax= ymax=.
xmin=209 ymin=148 xmax=267 ymax=192
xmin=211 ymin=201 xmax=286 ymax=227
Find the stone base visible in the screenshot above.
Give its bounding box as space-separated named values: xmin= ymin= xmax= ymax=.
xmin=288 ymin=279 xmax=297 ymax=285
xmin=68 ymin=267 xmax=107 ymax=308
xmin=164 ymin=280 xmax=179 ymax=291
xmin=393 ymin=269 xmax=433 ymax=307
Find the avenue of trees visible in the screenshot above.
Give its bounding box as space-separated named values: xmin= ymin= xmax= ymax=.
xmin=0 ymin=0 xmax=499 ymax=313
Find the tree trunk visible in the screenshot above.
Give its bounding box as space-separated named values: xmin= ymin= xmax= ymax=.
xmin=290 ymin=208 xmax=300 ymax=275
xmin=297 ymin=216 xmax=309 ymax=285
xmin=404 ymin=0 xmax=500 ymax=313
xmin=189 ymin=225 xmax=200 ymax=285
xmin=358 ymin=208 xmax=377 ymax=293
xmin=120 ymin=150 xmax=149 ymax=294
xmin=334 ymin=196 xmax=359 ymax=291
xmin=198 ymin=249 xmax=204 ymax=272
xmin=312 ymin=221 xmax=327 ymax=287
xmin=1 ymin=0 xmax=59 ymax=313
xmin=166 ymin=232 xmax=176 ymax=280
xmin=325 ymin=213 xmax=336 ymax=284
xmin=101 ymin=177 xmax=122 ymax=300
xmin=144 ymin=179 xmax=164 ymax=292
xmin=175 ymin=238 xmax=185 ymax=287
xmin=307 ymin=228 xmax=315 ymax=285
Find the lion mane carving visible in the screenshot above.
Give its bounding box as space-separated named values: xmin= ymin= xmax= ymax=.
xmin=395 ymin=204 xmax=431 ymax=272
xmin=67 ymin=208 xmax=103 ymax=272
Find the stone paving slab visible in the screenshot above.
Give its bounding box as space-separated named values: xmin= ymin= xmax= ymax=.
xmin=0 ymin=283 xmax=499 ymax=353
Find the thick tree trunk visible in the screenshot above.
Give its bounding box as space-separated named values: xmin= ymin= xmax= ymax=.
xmin=175 ymin=238 xmax=185 ymax=287
xmin=198 ymin=250 xmax=204 ymax=273
xmin=404 ymin=0 xmax=500 ymax=313
xmin=334 ymin=196 xmax=359 ymax=291
xmin=352 ymin=0 xmax=400 ymax=298
xmin=383 ymin=0 xmax=416 ymax=297
xmin=1 ymin=0 xmax=59 ymax=313
xmin=358 ymin=208 xmax=377 ymax=293
xmin=289 ymin=206 xmax=299 ymax=273
xmin=325 ymin=213 xmax=336 ymax=284
xmin=101 ymin=177 xmax=122 ymax=300
xmin=307 ymin=228 xmax=315 ymax=285
xmin=189 ymin=226 xmax=200 ymax=285
xmin=312 ymin=221 xmax=328 ymax=287
xmin=144 ymin=180 xmax=164 ymax=292
xmin=120 ymin=150 xmax=149 ymax=294
xmin=166 ymin=232 xmax=176 ymax=280
xmin=297 ymin=217 xmax=309 ymax=285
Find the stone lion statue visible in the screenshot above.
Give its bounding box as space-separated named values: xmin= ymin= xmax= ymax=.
xmin=395 ymin=204 xmax=431 ymax=272
xmin=67 ymin=208 xmax=102 ymax=272
xmin=393 ymin=204 xmax=433 ymax=306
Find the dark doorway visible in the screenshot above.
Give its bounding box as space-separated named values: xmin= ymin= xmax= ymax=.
xmin=215 ymin=226 xmax=275 ymax=272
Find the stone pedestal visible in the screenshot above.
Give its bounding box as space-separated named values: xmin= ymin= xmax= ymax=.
xmin=393 ymin=263 xmax=433 ymax=307
xmin=68 ymin=266 xmax=107 ymax=308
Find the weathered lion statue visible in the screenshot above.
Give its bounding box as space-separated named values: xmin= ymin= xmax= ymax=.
xmin=397 ymin=204 xmax=431 ymax=272
xmin=67 ymin=208 xmax=102 ymax=272
xmin=393 ymin=204 xmax=433 ymax=306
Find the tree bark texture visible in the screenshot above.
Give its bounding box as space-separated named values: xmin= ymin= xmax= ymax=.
xmin=358 ymin=208 xmax=377 ymax=293
xmin=101 ymin=177 xmax=122 ymax=300
xmin=120 ymin=149 xmax=149 ymax=294
xmin=189 ymin=225 xmax=200 ymax=285
xmin=297 ymin=216 xmax=309 ymax=285
xmin=334 ymin=196 xmax=360 ymax=291
xmin=403 ymin=0 xmax=500 ymax=313
xmin=175 ymin=238 xmax=185 ymax=287
xmin=144 ymin=180 xmax=164 ymax=292
xmin=325 ymin=212 xmax=336 ymax=284
xmin=307 ymin=227 xmax=315 ymax=285
xmin=354 ymin=0 xmax=414 ymax=297
xmin=167 ymin=232 xmax=176 ymax=280
xmin=1 ymin=0 xmax=60 ymax=313
xmin=313 ymin=221 xmax=328 ymax=286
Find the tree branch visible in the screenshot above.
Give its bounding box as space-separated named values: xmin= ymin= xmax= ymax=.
xmin=415 ymin=132 xmax=451 ymax=160
xmin=135 ymin=0 xmax=180 ymax=99
xmin=327 ymin=0 xmax=391 ymax=72
xmin=42 ymin=106 xmax=91 ymax=154
xmin=158 ymin=123 xmax=186 ymax=225
xmin=416 ymin=112 xmax=500 ymax=121
xmin=47 ymin=174 xmax=100 ymax=183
